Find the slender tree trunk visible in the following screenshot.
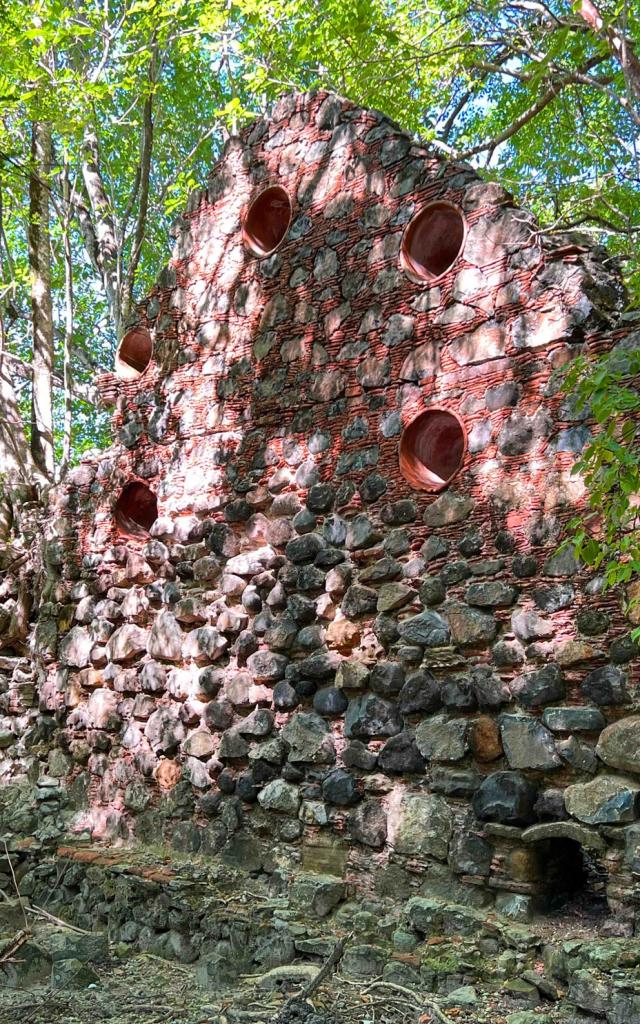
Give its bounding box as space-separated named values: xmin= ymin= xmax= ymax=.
xmin=0 ymin=182 xmax=43 ymax=532
xmin=82 ymin=125 xmax=122 ymax=335
xmin=0 ymin=308 xmax=42 ymax=488
xmin=122 ymin=42 xmax=158 ymax=325
xmin=28 ymin=120 xmax=55 ymax=479
xmin=60 ymin=165 xmax=74 ymax=476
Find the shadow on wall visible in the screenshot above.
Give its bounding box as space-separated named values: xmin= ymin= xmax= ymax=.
xmin=35 ymin=93 xmax=635 ymax=922
xmin=87 ymin=102 xmax=607 ymax=553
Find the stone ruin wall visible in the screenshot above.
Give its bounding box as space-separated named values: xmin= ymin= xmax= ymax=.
xmin=4 ymin=89 xmax=640 ymax=929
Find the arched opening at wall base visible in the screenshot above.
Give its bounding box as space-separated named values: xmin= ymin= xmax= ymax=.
xmin=533 ymin=837 xmax=608 ymax=921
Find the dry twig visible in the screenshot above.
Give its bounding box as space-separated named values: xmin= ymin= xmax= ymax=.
xmin=298 ymin=933 xmax=350 ymax=1001
xmin=136 ymin=951 xmax=192 ymax=974
xmin=25 ymin=903 xmax=91 ymax=935
xmin=0 ymin=928 xmax=30 ymax=965
xmin=361 ymin=981 xmax=456 ymax=1024
xmin=2 ymin=839 xmax=29 ymax=933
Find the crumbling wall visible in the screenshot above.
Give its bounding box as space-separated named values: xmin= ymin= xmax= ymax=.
xmin=3 ymin=90 xmax=640 ymax=929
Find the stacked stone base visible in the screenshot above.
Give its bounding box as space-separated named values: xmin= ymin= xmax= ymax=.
xmin=0 ymin=837 xmax=633 ymax=1022
xmin=1 ymin=774 xmax=638 ymax=1019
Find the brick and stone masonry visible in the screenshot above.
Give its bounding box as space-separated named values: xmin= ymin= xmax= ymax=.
xmin=5 ymin=89 xmax=640 ymax=928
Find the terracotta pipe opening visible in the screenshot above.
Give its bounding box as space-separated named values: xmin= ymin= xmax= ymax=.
xmin=243 ymin=185 xmax=292 ymax=257
xmin=400 ymin=202 xmax=466 ymax=282
xmin=115 ymin=481 xmax=158 ymax=539
xmin=399 ymin=408 xmax=466 ymax=492
xmin=115 ymin=327 xmax=153 ymax=381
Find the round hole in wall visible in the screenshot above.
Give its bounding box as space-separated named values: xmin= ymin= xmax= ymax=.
xmin=115 ymin=481 xmax=158 ymax=538
xmin=115 ymin=327 xmax=153 ymax=381
xmin=401 ymin=202 xmax=466 ymax=282
xmin=399 ymin=408 xmax=466 ymax=492
xmin=243 ymin=185 xmax=292 ymax=257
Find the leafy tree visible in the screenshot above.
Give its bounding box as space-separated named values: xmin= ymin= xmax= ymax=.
xmin=562 ymin=333 xmax=640 ymax=615
xmin=0 ymin=0 xmax=230 ymax=486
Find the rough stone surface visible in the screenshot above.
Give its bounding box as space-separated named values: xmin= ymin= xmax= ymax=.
xmin=348 ymin=799 xmax=388 ymax=848
xmin=394 ymin=794 xmax=453 ymax=860
xmin=345 ymin=694 xmax=403 ymax=738
xmin=581 ymin=665 xmax=629 ymax=705
xmin=500 ymin=715 xmax=561 ymax=771
xmin=595 ymin=716 xmax=640 ymax=774
xmin=415 ymin=715 xmax=468 ymax=762
xmin=148 ymin=612 xmax=184 ymax=662
xmin=473 ymin=772 xmax=538 ymax=825
xmin=397 ymin=611 xmax=450 ymax=647
xmin=542 ymin=706 xmax=605 ymax=733
xmin=511 ymin=665 xmax=565 ymax=708
xmin=565 ymin=775 xmax=640 ymax=824
xmin=446 ymin=603 xmax=497 ymax=645
xmin=378 ymin=732 xmax=425 ymax=774
xmin=106 ymin=624 xmax=149 ymax=663
xmin=2 ymin=87 xmax=639 ymax=936
xmin=281 ymin=713 xmax=335 ymax=764
xmin=258 ymin=779 xmax=301 ymax=814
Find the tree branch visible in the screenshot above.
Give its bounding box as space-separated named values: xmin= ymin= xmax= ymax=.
xmin=3 ymin=350 xmax=97 ymax=405
xmin=578 ymin=0 xmax=640 ymax=105
xmin=121 ymin=163 xmax=142 ymax=240
xmin=455 ymin=55 xmax=613 ymax=159
xmin=546 ymin=212 xmax=640 ymax=234
xmin=439 ymin=46 xmax=515 ymax=139
xmin=568 ymin=69 xmax=640 ymax=124
xmin=151 ymin=123 xmax=219 ymax=213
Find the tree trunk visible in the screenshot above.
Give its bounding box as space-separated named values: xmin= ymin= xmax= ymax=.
xmin=0 ymin=310 xmax=42 ymax=488
xmin=28 ymin=120 xmax=55 ymax=480
xmin=60 ymin=164 xmax=74 ymax=476
xmin=122 ymin=42 xmax=159 ymax=325
xmin=82 ymin=126 xmax=122 ymax=335
xmin=0 ymin=305 xmax=45 ymax=548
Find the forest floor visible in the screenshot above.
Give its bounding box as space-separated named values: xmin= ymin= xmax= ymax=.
xmin=0 ymin=943 xmax=568 ymax=1024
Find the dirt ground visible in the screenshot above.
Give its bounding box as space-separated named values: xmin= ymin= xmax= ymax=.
xmin=0 ymin=945 xmax=566 ymax=1024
